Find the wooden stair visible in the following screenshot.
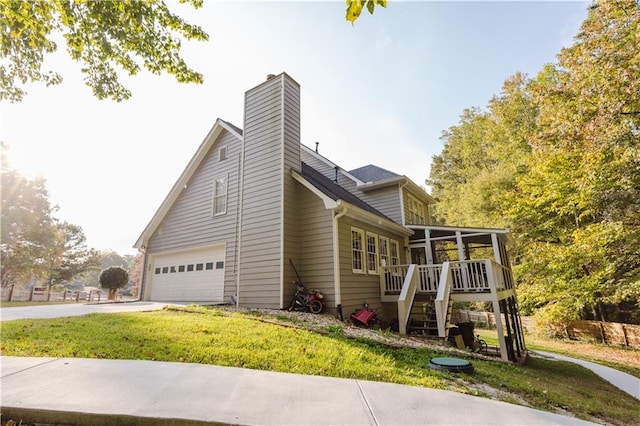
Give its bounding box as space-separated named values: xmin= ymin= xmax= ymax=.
xmin=407 ymin=298 xmax=439 ymax=336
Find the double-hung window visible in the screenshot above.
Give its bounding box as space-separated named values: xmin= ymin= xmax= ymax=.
xmin=351 ymin=227 xmax=365 ymax=274
xmin=212 ymin=174 xmax=228 ymax=216
xmin=390 ymin=240 xmax=400 ymax=266
xmin=366 ymin=232 xmax=379 ymax=275
xmin=406 ymin=193 xmax=426 ymax=225
xmin=379 ymin=236 xmax=389 ymax=268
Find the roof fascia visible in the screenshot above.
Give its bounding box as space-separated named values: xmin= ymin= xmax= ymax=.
xmin=336 ymin=200 xmax=413 ymax=236
xmin=357 ymin=176 xmax=405 ymax=191
xmin=291 ymin=170 xmax=339 ymax=209
xmin=292 ymin=169 xmax=412 ymax=236
xmin=402 ymin=178 xmax=437 ymax=204
xmin=134 ymin=119 xmax=241 ymax=248
xmin=300 ymin=144 xmax=364 ymax=185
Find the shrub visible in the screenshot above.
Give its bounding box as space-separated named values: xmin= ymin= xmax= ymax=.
xmin=99 ymin=266 xmax=129 ymax=300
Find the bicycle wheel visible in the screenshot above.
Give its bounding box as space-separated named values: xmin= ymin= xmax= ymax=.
xmin=308 ymin=299 xmax=323 ymax=314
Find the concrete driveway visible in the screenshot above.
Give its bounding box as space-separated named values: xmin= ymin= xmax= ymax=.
xmin=0 ymin=301 xmax=172 ymax=322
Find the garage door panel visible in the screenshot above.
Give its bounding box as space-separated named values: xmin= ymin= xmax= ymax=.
xmin=150 ymin=246 xmax=225 ymax=302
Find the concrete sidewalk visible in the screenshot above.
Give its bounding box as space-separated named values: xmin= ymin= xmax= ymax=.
xmin=534 ymin=351 xmax=640 ymax=400
xmin=1 ymin=356 xmax=595 ymax=426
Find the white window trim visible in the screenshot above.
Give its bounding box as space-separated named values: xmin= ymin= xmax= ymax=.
xmin=219 ymin=145 xmax=228 ymax=161
xmin=379 ymin=236 xmax=389 ymax=268
xmin=366 ymin=231 xmax=379 ymax=275
xmin=212 ymin=174 xmax=228 ymax=217
xmin=407 ymin=193 xmax=426 ymax=225
xmin=390 ymin=239 xmax=400 ymax=266
xmin=351 ymin=227 xmax=365 ymax=274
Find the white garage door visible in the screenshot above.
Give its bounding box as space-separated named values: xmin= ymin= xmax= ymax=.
xmin=150 ymin=246 xmax=225 ymax=302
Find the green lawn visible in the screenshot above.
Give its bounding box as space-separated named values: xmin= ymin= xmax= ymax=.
xmin=1 ymin=307 xmax=638 ymax=425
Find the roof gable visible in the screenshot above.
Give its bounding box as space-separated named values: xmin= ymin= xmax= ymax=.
xmin=134 ymin=119 xmax=242 ymax=248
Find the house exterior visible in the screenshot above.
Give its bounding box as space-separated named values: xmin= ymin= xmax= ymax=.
xmin=135 ymin=72 xmax=526 ymax=362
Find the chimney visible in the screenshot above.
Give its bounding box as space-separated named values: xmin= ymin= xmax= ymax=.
xmin=315 ymin=142 xmax=319 ymax=153
xmin=237 ymin=72 xmax=301 ymax=308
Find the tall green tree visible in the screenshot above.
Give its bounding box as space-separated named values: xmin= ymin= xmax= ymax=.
xmin=1 ymin=142 xmax=55 ymax=287
xmin=512 ymin=0 xmax=640 ymax=325
xmin=428 ymin=72 xmax=536 ymax=229
xmin=0 ymin=0 xmax=208 ymax=102
xmin=428 ymin=1 xmax=640 ymax=325
xmin=1 ymin=143 xmax=98 ymax=288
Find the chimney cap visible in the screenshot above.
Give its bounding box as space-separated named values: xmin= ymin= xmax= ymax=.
xmin=267 ymin=74 xmax=276 ymax=80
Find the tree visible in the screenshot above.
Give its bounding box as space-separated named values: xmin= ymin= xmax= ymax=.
xmin=346 ymin=0 xmax=387 ymax=24
xmin=99 ymin=266 xmax=129 ymax=300
xmin=1 ymin=0 xmax=208 ymax=102
xmin=1 ymin=142 xmax=55 ymax=287
xmin=1 ymin=143 xmax=98 ymax=288
xmin=428 ymin=1 xmax=640 ymax=325
xmin=428 ymin=72 xmax=536 ymax=229
xmin=42 ymin=220 xmax=100 ymax=290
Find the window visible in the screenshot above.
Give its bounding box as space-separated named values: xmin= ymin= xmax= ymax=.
xmin=406 ymin=193 xmax=427 ymax=225
xmin=216 ymin=261 xmax=224 ymax=269
xmin=219 ymin=146 xmax=227 ymax=161
xmin=206 ymin=262 xmax=214 ymax=270
xmin=212 ymin=175 xmax=228 ymax=216
xmin=155 ymin=268 xmax=161 ymax=275
xmin=162 ymin=267 xmax=169 ymax=274
xmin=178 ymin=265 xmax=185 ymax=272
xmin=390 ymin=240 xmax=400 ymax=266
xmin=196 ymin=263 xmax=204 ymax=271
xmin=170 ymin=266 xmax=176 ymax=273
xmin=366 ymin=232 xmax=379 ymax=274
xmin=187 ymin=264 xmax=194 ymax=272
xmin=379 ymin=236 xmax=389 ymax=268
xmin=351 ymin=227 xmax=365 ymax=274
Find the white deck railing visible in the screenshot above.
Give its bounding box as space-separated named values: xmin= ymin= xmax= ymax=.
xmin=381 ymin=260 xmax=514 ymax=296
xmin=434 ymin=262 xmax=454 ymax=337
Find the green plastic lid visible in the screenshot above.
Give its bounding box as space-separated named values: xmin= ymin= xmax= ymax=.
xmin=429 ymin=357 xmax=474 ymax=373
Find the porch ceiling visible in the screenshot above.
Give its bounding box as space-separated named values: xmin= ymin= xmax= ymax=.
xmin=408 ymin=225 xmax=511 ymax=245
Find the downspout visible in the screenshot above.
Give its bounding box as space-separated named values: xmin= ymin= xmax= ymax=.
xmin=332 ymin=207 xmax=348 ymax=320
xmin=235 ymin=100 xmax=248 ymax=309
xmin=137 ymin=246 xmax=148 ymax=301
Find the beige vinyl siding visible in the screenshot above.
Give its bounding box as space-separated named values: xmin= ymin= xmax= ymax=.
xmin=300 ymin=149 xmax=361 ymax=193
xmin=403 ymin=189 xmax=434 ymax=225
xmin=282 ymin=77 xmax=301 ymax=307
xmin=359 ymin=185 xmax=403 ymax=224
xmin=337 ymin=217 xmax=407 ymax=319
xmin=239 ymin=74 xmax=300 ymax=308
xmin=146 ymin=130 xmax=240 ymax=300
xmin=295 ymin=184 xmax=335 ymax=311
xmin=300 ymin=148 xmax=336 ymax=177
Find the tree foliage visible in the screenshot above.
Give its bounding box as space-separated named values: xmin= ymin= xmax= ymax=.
xmin=99 ymin=265 xmax=129 ymax=300
xmin=1 ymin=143 xmax=99 ymax=288
xmin=0 ymin=0 xmax=208 ymax=102
xmin=346 ymin=0 xmax=387 ymax=24
xmin=428 ymin=1 xmax=640 ymax=325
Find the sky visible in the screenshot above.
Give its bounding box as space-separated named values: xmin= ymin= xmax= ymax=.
xmin=1 ymin=1 xmax=590 ymax=255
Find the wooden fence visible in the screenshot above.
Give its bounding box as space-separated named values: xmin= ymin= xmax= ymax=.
xmin=1 ymin=286 xmax=105 ymax=303
xmin=452 ymin=309 xmax=640 ymax=349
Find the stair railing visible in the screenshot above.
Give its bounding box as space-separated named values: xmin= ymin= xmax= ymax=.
xmin=435 ymin=261 xmax=454 ymax=337
xmin=397 ymin=264 xmax=418 ymax=334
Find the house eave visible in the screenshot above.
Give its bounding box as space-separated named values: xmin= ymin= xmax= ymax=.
xmin=291 ymin=169 xmax=339 ymax=209
xmin=335 ymin=200 xmax=414 ymax=236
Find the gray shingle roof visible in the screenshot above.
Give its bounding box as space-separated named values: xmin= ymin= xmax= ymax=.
xmin=300 ymin=163 xmax=393 ymax=221
xmin=349 ymin=165 xmax=400 ymax=183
